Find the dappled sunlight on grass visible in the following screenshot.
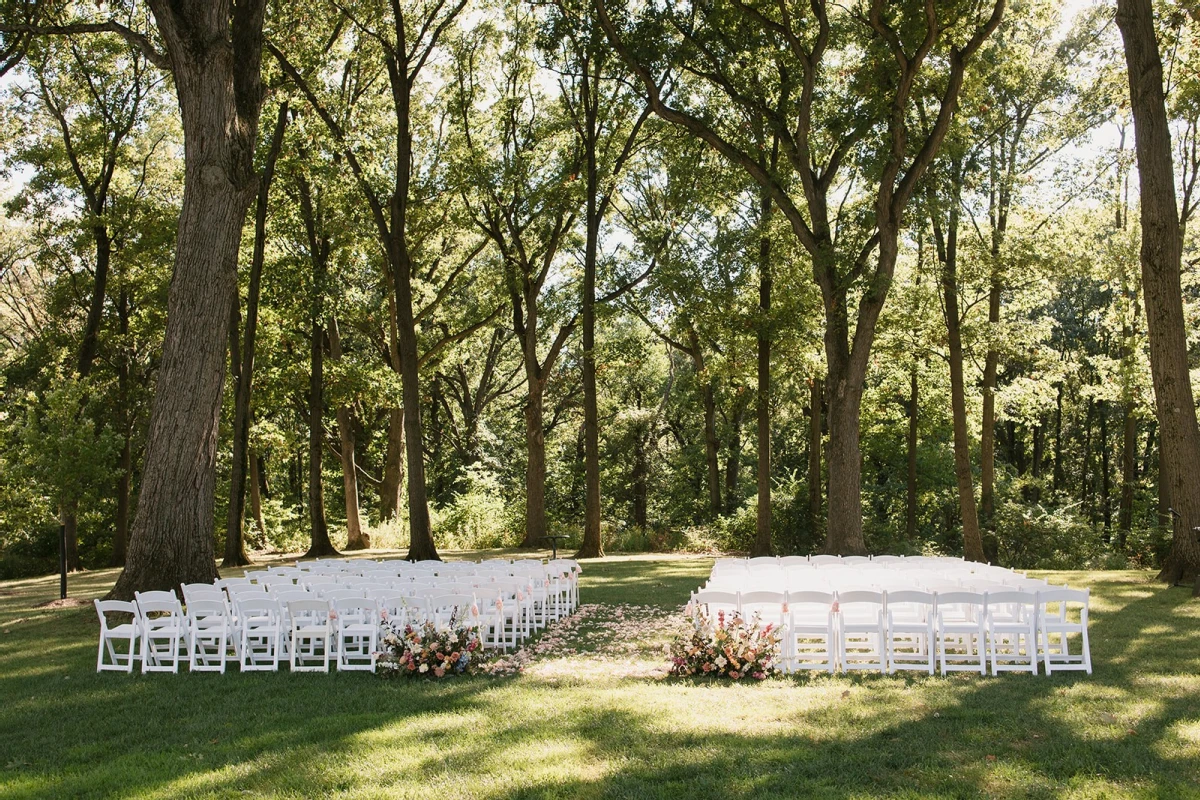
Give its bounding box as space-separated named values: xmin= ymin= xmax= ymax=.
xmin=0 ymin=559 xmax=1197 ymax=798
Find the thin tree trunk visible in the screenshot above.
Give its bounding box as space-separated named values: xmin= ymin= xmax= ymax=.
xmin=932 ymin=178 xmax=987 ymax=562
xmin=111 ymin=287 xmax=131 ymax=568
xmin=808 ymin=377 xmax=823 ymax=545
xmin=329 ymin=316 xmax=368 ymax=550
xmin=689 ymin=328 xmax=721 ymax=518
xmin=1119 ymin=404 xmax=1137 ymax=548
xmin=379 ymin=294 xmax=406 ymax=523
xmin=522 ymin=382 xmax=547 ymax=548
xmin=1053 ymin=383 xmax=1065 ymax=491
xmin=305 ymin=315 xmax=337 ymax=558
xmin=1100 ymin=399 xmax=1112 ymax=538
xmin=724 ymin=397 xmax=745 ymax=516
xmin=110 ymin=1 xmax=267 ymax=598
xmin=248 ymin=449 xmax=267 ymax=547
xmin=980 ymin=281 xmax=1000 ymax=528
xmin=906 ymin=368 xmax=918 ymax=541
xmin=223 ymin=101 xmax=286 ymax=568
xmin=753 ymin=179 xmax=774 ymax=557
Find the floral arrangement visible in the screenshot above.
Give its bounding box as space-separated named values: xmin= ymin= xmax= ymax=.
xmin=376 ymin=609 xmax=485 ymax=678
xmin=667 ymin=602 xmax=782 ymax=680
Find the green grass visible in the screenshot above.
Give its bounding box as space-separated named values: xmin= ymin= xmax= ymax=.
xmin=0 ymin=553 xmax=1198 ymax=799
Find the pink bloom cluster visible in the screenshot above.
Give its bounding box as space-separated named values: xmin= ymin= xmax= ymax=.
xmin=376 ymin=614 xmax=483 ymax=679
xmin=667 ymin=604 xmax=781 ymax=680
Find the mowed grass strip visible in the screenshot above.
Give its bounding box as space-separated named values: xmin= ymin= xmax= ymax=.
xmin=0 ymin=554 xmax=1197 ymax=799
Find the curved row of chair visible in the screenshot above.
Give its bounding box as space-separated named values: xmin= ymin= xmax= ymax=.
xmin=690 ymin=588 xmax=1092 ymax=676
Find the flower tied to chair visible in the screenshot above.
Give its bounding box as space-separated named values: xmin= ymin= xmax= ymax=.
xmin=781 ymin=602 xmax=789 ymax=614
xmin=516 ymin=590 xmax=525 ymax=602
xmin=830 ymin=601 xmax=840 ymax=613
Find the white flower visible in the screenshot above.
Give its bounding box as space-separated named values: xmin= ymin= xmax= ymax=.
xmin=715 ymin=656 xmax=727 ymax=668
xmin=418 ymin=663 xmax=429 ymax=673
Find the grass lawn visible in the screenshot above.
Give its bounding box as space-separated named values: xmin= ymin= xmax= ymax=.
xmin=0 ymin=553 xmax=1198 ymax=799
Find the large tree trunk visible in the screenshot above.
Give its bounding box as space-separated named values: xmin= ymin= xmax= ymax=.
xmin=753 ymin=183 xmax=774 ymax=558
xmin=223 ymin=102 xmax=286 ymax=568
xmin=934 ymin=182 xmax=987 ymax=562
xmin=392 ymin=236 xmax=438 ymax=562
xmin=522 ymin=381 xmax=548 ymax=548
xmin=1118 ymin=0 xmax=1200 ymax=591
xmin=329 ymin=317 xmax=368 ymax=550
xmin=808 ymin=377 xmax=823 ymax=545
xmin=110 ymin=1 xmax=267 ymax=598
xmin=906 ymin=368 xmax=918 ymax=541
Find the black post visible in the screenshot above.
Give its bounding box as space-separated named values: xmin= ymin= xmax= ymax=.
xmin=59 ymin=523 xmax=67 ymax=599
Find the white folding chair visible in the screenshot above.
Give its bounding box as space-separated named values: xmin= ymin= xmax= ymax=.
xmin=885 ymin=590 xmax=935 ymax=674
xmin=837 ymin=590 xmax=886 ymax=672
xmin=1038 ymin=588 xmax=1092 ymax=675
xmin=936 ymin=591 xmax=987 ymax=675
xmin=134 ymin=591 xmax=185 ymax=673
xmin=236 ymin=597 xmax=282 ymax=671
xmin=334 ymin=597 xmax=379 ymax=672
xmin=783 ymin=591 xmax=837 ymax=673
xmin=94 ymin=600 xmax=140 ymax=673
xmin=692 ymin=590 xmax=740 ymax=617
xmin=186 ymin=599 xmax=231 ymax=673
xmin=986 ymin=591 xmax=1038 ymax=675
xmin=288 ymin=599 xmax=332 ymax=672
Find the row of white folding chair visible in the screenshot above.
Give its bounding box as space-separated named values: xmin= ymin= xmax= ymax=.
xmin=691 ymin=588 xmax=1090 ymax=675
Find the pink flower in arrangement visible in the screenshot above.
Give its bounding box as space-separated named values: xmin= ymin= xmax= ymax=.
xmin=752 ymin=671 xmax=766 ymax=680
xmin=729 ymin=671 xmax=741 ymax=679
xmin=433 ymin=666 xmax=445 ymax=677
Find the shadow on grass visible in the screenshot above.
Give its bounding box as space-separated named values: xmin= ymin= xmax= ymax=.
xmin=0 ymin=565 xmax=1196 ymax=799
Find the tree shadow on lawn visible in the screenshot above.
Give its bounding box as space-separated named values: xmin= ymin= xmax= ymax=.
xmin=0 ymin=569 xmax=1196 ymax=799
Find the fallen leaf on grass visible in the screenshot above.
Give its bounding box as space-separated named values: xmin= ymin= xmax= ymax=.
xmin=841 ymin=690 xmax=851 ymax=699
xmin=986 ymin=755 xmax=997 ymax=762
xmin=1099 ymin=712 xmax=1117 ymax=724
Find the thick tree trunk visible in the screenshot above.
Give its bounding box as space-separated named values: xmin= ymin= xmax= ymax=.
xmin=753 ymin=185 xmax=774 ymax=557
xmin=824 ymin=376 xmax=867 ymax=555
xmin=1119 ymin=0 xmax=1200 ymax=590
xmin=392 ymin=239 xmax=438 ymax=562
xmin=808 ymin=377 xmax=823 ymax=544
xmin=935 ymin=188 xmax=987 ymax=562
xmin=110 ymin=1 xmax=267 ymax=598
xmin=906 ymin=368 xmax=918 ymax=541
xmin=329 ymin=317 xmax=368 ymax=550
xmin=522 ymin=382 xmax=548 ymax=548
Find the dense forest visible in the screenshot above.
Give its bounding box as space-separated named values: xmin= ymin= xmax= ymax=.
xmin=1 ymin=0 xmax=1199 ymax=588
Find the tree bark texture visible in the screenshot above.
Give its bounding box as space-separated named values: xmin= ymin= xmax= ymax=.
xmin=111 ymin=0 xmax=268 ymax=598
xmin=1118 ymin=0 xmax=1200 ymax=590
